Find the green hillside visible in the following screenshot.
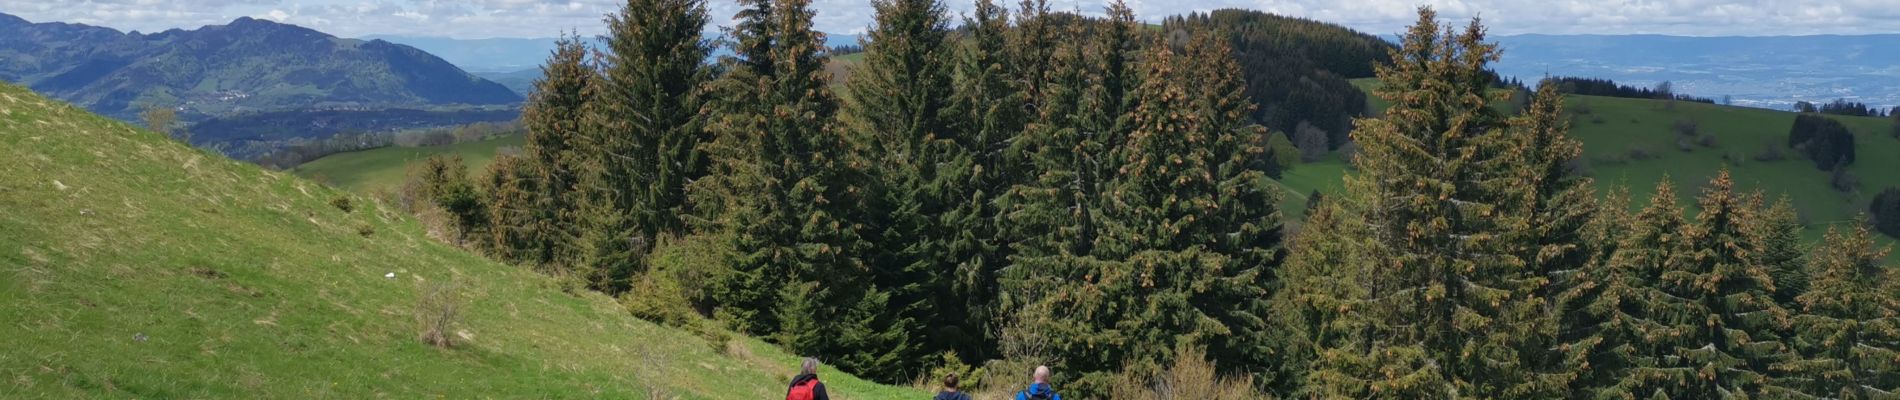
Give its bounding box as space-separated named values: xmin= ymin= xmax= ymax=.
xmin=1282 ymin=78 xmax=1899 ymax=260
xmin=292 ymin=134 xmax=523 ymax=192
xmin=0 ymin=83 xmax=919 ymax=398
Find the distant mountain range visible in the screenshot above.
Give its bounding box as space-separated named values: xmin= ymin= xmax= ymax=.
xmin=1489 ymin=34 xmax=1900 ymax=111
xmin=0 ymin=12 xmax=521 ymax=122
xmin=373 ymin=33 xmax=864 ymax=96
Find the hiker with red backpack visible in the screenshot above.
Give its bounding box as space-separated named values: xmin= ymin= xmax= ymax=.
xmin=1012 ymin=365 xmax=1062 ymax=400
xmin=785 ymin=357 xmax=830 ymax=400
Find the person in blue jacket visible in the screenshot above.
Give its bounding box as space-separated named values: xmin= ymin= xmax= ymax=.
xmin=1013 ymin=365 xmax=1061 ymax=400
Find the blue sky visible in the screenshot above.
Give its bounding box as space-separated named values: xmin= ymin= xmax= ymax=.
xmin=6 ymin=0 xmax=1900 ymax=39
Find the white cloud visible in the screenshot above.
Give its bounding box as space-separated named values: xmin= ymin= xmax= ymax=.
xmin=3 ymin=0 xmax=1899 ymax=38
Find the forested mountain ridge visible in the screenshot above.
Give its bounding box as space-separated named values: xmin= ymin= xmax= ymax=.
xmin=0 ymin=13 xmax=520 ymax=122
xmin=1163 ymin=9 xmax=1392 ymax=144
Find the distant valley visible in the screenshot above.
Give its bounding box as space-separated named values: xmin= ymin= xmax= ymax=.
xmin=1491 ymin=34 xmax=1900 ymax=111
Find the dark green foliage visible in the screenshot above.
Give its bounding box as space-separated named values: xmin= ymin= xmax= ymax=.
xmin=1815 ymin=98 xmax=1881 ymax=117
xmin=844 ymin=0 xmax=957 ymax=376
xmin=1297 ymin=8 xmax=1557 ymax=397
xmin=1874 ymin=188 xmax=1900 ymax=239
xmin=484 ymin=153 xmax=539 ymax=265
xmin=1160 ymin=9 xmax=1392 ymax=143
xmin=586 ymin=0 xmax=713 ymax=241
xmin=500 ymin=33 xmax=595 ymax=269
xmin=1638 ymin=171 xmax=1800 ymax=398
xmin=1545 ymin=76 xmax=1716 ymax=104
xmin=1788 ymin=114 xmax=1856 ymax=170
xmin=1752 ymin=198 xmax=1807 ymax=310
xmin=693 ymin=0 xmax=904 ymax=382
xmin=419 ymin=155 xmax=488 ymax=242
xmin=1559 ymin=182 xmax=1691 ymax=398
xmin=938 ymin=0 xmax=1026 ymax=362
xmin=1775 ymin=222 xmax=1900 ymax=398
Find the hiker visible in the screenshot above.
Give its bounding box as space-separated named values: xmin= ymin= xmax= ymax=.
xmin=786 ymin=357 xmax=830 ymax=400
xmin=1013 ymin=365 xmax=1062 ymax=400
xmin=933 ymin=373 xmax=971 ymax=400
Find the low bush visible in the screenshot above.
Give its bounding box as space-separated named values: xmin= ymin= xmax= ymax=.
xmin=415 ymin=278 xmax=464 ymax=348
xmin=1107 ymin=345 xmax=1262 ymax=400
xmin=329 ymin=195 xmax=354 ymax=213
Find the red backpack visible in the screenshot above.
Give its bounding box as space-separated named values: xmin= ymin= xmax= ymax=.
xmin=786 ymin=378 xmax=818 ymax=400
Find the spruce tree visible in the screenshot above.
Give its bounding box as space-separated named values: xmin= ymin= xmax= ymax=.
xmin=1178 ymin=32 xmax=1287 ymax=382
xmin=997 ymin=17 xmax=1095 ymax=313
xmin=1560 ymin=182 xmax=1692 ymax=398
xmin=939 ymin=0 xmax=1024 ymax=361
xmin=1752 ymin=197 xmax=1806 ymax=310
xmin=1641 ymin=171 xmax=1800 ymax=397
xmin=570 ymin=0 xmax=712 ymax=291
xmin=1301 ymin=8 xmax=1554 ymax=397
xmin=694 ymin=0 xmax=903 ymax=382
xmin=484 ymin=153 xmax=539 ymax=265
xmin=1513 ymin=80 xmax=1597 ymax=391
xmin=842 ymin=0 xmax=956 ymax=371
xmin=510 ymin=33 xmax=594 ymax=267
xmin=1775 ymin=222 xmax=1900 ymax=398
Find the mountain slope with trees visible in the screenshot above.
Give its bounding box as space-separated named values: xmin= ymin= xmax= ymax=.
xmin=0 ymin=13 xmax=520 ymax=123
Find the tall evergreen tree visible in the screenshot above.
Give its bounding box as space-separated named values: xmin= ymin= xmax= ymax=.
xmin=1640 ymin=171 xmax=1800 ymax=397
xmin=1005 ymin=0 xmax=1056 ymax=116
xmin=1301 ymin=8 xmax=1555 ymax=397
xmin=842 ymin=0 xmax=957 ymax=372
xmin=1559 ymin=182 xmax=1692 ymax=398
xmin=693 ymin=0 xmax=904 ymax=382
xmin=1752 ymin=197 xmax=1807 ymax=310
xmin=504 ymin=33 xmax=594 ymax=268
xmin=939 ymin=0 xmax=1024 ymax=361
xmin=1513 ymin=80 xmax=1597 ymax=391
xmin=1775 ymin=222 xmax=1900 ymax=398
xmin=569 ymin=0 xmax=713 ymax=292
xmin=997 ymin=17 xmax=1096 ymax=313
xmin=1177 ymin=32 xmax=1287 ymax=382
xmin=485 ymin=153 xmax=540 ymax=264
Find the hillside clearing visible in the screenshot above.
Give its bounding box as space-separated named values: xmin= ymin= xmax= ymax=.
xmin=0 ymin=83 xmax=921 ymax=399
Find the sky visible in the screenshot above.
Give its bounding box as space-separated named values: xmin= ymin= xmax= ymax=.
xmin=5 ymin=0 xmax=1900 ymax=39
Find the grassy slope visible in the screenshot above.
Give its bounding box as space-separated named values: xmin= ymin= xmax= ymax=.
xmin=0 ymin=83 xmax=921 ymax=399
xmin=1279 ymin=78 xmax=1899 ymax=260
xmin=291 ymin=134 xmax=524 ymax=193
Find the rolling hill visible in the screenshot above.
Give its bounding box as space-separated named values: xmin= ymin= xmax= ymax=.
xmin=293 ymin=134 xmax=525 ymax=193
xmin=0 ymin=13 xmax=521 ymax=123
xmin=1271 ymin=79 xmax=1900 ymax=261
xmin=0 ymin=82 xmax=918 ymax=398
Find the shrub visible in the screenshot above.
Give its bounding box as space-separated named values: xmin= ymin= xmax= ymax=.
xmin=415 ymin=278 xmax=464 ymax=348
xmin=1672 ymin=119 xmax=1699 ymax=137
xmin=330 ymin=195 xmax=355 ymax=213
xmin=1871 ymin=188 xmax=1900 ymax=238
xmin=1675 ymin=137 xmax=1695 ymax=152
xmin=1754 ymin=142 xmax=1787 ymax=162
xmin=623 ymin=234 xmax=732 ymax=327
xmin=1627 ymin=145 xmax=1654 ymax=161
xmin=1589 ymin=115 xmax=1605 ymax=124
xmin=356 ymin=223 xmax=375 ymax=237
xmin=1107 ymin=345 xmax=1262 ymax=400
xmin=1697 ymin=133 xmax=1719 ymax=148
xmin=1831 ymin=166 xmax=1859 ymax=193
xmin=1294 ymin=121 xmax=1330 ymax=163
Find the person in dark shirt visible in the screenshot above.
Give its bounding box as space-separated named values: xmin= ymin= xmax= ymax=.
xmin=933 ymin=373 xmax=971 ymax=400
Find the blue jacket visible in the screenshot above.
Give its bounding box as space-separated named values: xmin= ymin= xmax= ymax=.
xmin=1013 ymin=383 xmax=1061 ymax=400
